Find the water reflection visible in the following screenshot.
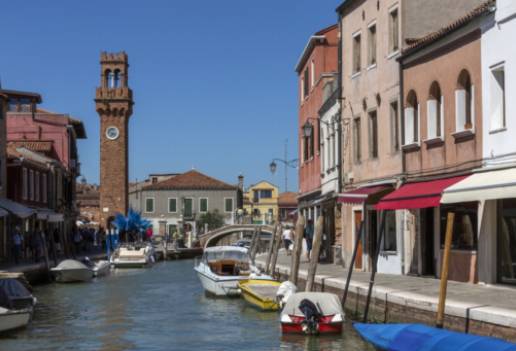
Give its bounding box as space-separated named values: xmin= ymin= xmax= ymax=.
xmin=0 ymin=260 xmax=374 ymax=351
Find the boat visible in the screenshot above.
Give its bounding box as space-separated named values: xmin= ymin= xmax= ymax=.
xmin=238 ymin=278 xmax=281 ymax=311
xmin=354 ymin=323 xmax=516 ymax=351
xmin=0 ymin=276 xmax=37 ymax=333
xmin=194 ymin=246 xmax=254 ymax=296
xmin=81 ymin=258 xmax=111 ymax=277
xmin=110 ymin=243 xmax=155 ymax=268
xmin=50 ymin=259 xmax=93 ymax=283
xmin=280 ymin=292 xmax=345 ymax=335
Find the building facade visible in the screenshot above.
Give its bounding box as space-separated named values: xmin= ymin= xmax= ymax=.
xmin=129 ymin=170 xmax=239 ymax=241
xmin=243 ymin=181 xmax=279 ymax=225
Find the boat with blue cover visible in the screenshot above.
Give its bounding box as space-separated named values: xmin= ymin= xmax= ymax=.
xmin=354 ymin=323 xmax=516 ymax=351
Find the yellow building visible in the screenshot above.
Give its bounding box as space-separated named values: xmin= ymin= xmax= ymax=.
xmin=243 ymin=181 xmax=279 ymax=224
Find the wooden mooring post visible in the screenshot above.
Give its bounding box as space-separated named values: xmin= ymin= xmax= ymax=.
xmin=436 ymin=212 xmax=455 ymax=328
xmin=306 ymin=216 xmax=324 ymax=292
xmin=289 ymin=215 xmax=305 ymax=286
xmin=264 ymin=224 xmax=278 ymax=273
xmin=269 ymin=223 xmax=283 ymax=277
xmin=341 ymin=219 xmax=364 ymax=306
xmin=250 ymin=226 xmax=262 ymax=264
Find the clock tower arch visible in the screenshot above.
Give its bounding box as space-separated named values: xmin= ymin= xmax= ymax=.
xmin=95 ymin=51 xmax=133 ymax=228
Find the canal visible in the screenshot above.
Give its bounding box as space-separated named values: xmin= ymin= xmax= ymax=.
xmin=1 ymin=260 xmax=374 ymax=351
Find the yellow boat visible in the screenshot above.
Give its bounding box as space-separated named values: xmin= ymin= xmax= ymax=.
xmin=238 ymin=279 xmax=281 ymax=311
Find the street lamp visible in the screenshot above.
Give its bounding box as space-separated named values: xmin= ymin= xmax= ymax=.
xmin=303 ymin=120 xmax=313 ymax=138
xmin=269 ymin=161 xmax=277 ymax=174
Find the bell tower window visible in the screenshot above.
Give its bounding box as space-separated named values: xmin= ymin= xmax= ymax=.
xmin=114 ymin=69 xmax=121 ymax=88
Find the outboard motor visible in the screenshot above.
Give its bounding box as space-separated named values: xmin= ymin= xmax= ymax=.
xmin=298 ymin=299 xmax=322 ymax=335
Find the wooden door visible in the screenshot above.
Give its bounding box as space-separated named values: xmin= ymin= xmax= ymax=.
xmin=354 ymin=210 xmax=363 ymax=269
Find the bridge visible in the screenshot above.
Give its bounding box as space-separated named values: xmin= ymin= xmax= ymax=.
xmin=198 ymin=224 xmax=275 ymax=248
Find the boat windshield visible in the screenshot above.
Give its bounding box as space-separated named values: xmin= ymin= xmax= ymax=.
xmin=205 ymin=250 xmax=249 ymax=262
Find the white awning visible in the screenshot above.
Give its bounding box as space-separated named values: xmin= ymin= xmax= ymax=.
xmin=0 ymin=209 xmax=7 ymax=217
xmin=0 ymin=198 xmax=35 ymax=219
xmin=36 ymin=209 xmax=64 ymax=222
xmin=441 ymin=168 xmax=516 ymax=204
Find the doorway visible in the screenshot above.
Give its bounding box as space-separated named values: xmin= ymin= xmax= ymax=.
xmin=354 ymin=210 xmax=363 ymax=270
xmin=367 ymin=210 xmax=378 ymax=270
xmin=421 ymin=208 xmax=435 ymax=276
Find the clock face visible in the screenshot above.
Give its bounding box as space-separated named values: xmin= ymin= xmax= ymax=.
xmin=106 ymin=126 xmax=120 ymax=140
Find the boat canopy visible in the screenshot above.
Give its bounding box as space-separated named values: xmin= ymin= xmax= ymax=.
xmin=282 ymin=292 xmax=343 ymax=317
xmin=204 ymin=246 xmax=249 ymax=261
xmin=354 ymin=323 xmax=516 ymax=351
xmin=0 ymin=278 xmax=33 ymax=310
xmin=54 ymin=259 xmax=90 ymax=270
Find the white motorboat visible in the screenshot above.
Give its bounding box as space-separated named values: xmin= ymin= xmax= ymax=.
xmin=0 ymin=307 xmax=31 ymax=333
xmin=0 ymin=277 xmax=36 ymax=333
xmin=82 ymin=258 xmax=111 ymax=277
xmin=194 ymin=246 xmax=272 ymax=297
xmin=110 ymin=243 xmax=155 ymax=268
xmin=50 ymin=259 xmax=93 ymax=283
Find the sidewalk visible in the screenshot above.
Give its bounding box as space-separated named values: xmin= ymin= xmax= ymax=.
xmin=256 ymin=251 xmax=516 ymax=341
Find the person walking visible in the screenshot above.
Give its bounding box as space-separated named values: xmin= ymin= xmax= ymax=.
xmin=282 ymin=225 xmax=293 ymax=255
xmin=304 ymin=219 xmax=314 ymax=261
xmin=12 ymin=226 xmax=23 ymax=264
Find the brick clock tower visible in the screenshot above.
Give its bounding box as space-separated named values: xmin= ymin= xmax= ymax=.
xmin=95 ymin=52 xmax=133 ymax=228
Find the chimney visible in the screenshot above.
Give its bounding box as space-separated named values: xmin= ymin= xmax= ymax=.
xmin=238 ymin=174 xmax=244 ymax=191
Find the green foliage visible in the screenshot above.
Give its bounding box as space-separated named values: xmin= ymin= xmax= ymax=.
xmin=197 ymin=210 xmax=225 ymax=232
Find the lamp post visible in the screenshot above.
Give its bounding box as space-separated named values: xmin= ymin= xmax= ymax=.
xmin=269 ymin=139 xmax=298 ymax=192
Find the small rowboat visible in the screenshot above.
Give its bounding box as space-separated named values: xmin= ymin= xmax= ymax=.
xmin=354 ymin=323 xmax=516 ymax=351
xmin=238 ymin=279 xmax=281 ymax=311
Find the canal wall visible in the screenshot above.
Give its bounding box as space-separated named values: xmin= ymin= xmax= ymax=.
xmin=259 ymin=260 xmax=516 ymax=342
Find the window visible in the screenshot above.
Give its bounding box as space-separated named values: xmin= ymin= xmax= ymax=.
xmin=168 ymin=198 xmax=177 ymax=213
xmin=390 ymin=101 xmax=400 ymax=151
xmin=145 ymin=198 xmax=154 ymax=213
xmin=404 ymin=90 xmax=419 ymax=144
xmin=440 ymin=203 xmax=477 ymax=250
xmin=353 ymin=116 xmax=361 ymax=162
xmin=427 ymin=82 xmax=443 ymax=139
xmin=353 ymin=33 xmax=361 ymax=74
xmin=389 ymin=8 xmax=399 ymax=53
xmin=29 ymin=170 xmax=34 ymax=201
xmin=310 ymin=60 xmax=315 ymax=87
xmin=498 ymin=199 xmax=516 ymax=284
xmin=152 ymin=177 xmax=158 ymax=184
xmin=369 ymin=110 xmax=378 ymax=158
xmin=114 ymin=69 xmax=121 ymax=88
xmin=456 ymin=69 xmax=474 ymax=132
xmin=22 ymin=168 xmax=28 ymax=200
xmin=368 ymin=24 xmax=377 ymax=66
xmin=35 ymin=171 xmax=40 ymax=202
xmin=184 ymin=198 xmax=193 ymax=217
xmin=490 ymin=64 xmax=506 ymax=131
xmin=42 ymin=173 xmax=47 ymax=204
xmin=199 ymin=198 xmax=208 ymax=213
xmin=383 ymin=211 xmax=397 ymax=252
xmin=225 ymin=198 xmax=234 ymax=213
xmin=303 ymin=68 xmax=309 ymax=99
xmin=168 ymin=224 xmax=177 ymax=236
xmin=260 ymin=190 xmax=272 ymax=199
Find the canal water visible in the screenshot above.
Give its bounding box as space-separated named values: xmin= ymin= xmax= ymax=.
xmin=0 ymin=260 xmax=375 ymax=351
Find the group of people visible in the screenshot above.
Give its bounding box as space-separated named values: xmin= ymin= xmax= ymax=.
xmin=11 ymin=225 xmax=59 ymax=264
xmin=281 ymin=219 xmax=315 ymax=261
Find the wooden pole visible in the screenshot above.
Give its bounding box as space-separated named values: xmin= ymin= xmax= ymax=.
xmin=250 ymin=226 xmax=262 ymax=264
xmin=289 ymin=215 xmax=305 ymax=286
xmin=269 ymin=223 xmax=283 ymax=277
xmin=341 ymin=219 xmax=364 ymax=306
xmin=306 ymin=216 xmax=324 ymax=292
xmin=264 ymin=224 xmax=277 ymax=272
xmin=436 ymin=212 xmax=455 ymax=328
xmin=363 ymin=210 xmax=386 ymax=322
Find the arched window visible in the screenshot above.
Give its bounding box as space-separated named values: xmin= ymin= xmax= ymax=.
xmin=428 ymin=81 xmax=443 ymax=139
xmin=114 ymin=69 xmax=121 ymax=88
xmin=404 ymin=90 xmax=419 ymax=145
xmin=104 ymin=69 xmax=112 ymax=88
xmin=456 ymin=69 xmax=474 ymax=131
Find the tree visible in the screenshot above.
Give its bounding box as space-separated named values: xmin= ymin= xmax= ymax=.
xmin=197 ymin=210 xmax=225 ymax=233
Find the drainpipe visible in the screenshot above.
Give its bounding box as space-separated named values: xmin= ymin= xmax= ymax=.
xmin=337 ymin=13 xmax=344 ymax=194
xmin=399 ymin=55 xmax=406 ymax=275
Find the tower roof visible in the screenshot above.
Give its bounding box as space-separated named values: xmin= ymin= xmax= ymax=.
xmin=143 ymin=170 xmax=237 ymax=191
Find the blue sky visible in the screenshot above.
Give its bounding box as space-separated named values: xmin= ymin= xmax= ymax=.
xmin=0 ymin=0 xmax=340 ymax=192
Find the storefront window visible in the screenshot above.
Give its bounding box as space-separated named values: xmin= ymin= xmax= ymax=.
xmin=382 ymin=210 xmax=397 ymax=252
xmin=440 ymin=203 xmax=477 ymax=250
xmin=499 ymin=199 xmax=516 ymax=284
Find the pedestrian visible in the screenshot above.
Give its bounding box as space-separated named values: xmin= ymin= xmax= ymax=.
xmin=12 ymin=226 xmax=23 ymax=264
xmin=53 ymin=228 xmax=61 ymax=256
xmin=73 ymin=229 xmax=83 ymax=256
xmin=304 ymin=219 xmax=314 ymax=261
xmin=282 ymin=225 xmax=293 ymax=255
xmin=32 ymin=226 xmax=43 ymax=263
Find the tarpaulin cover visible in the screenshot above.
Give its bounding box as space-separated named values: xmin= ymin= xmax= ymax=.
xmin=375 ymin=176 xmax=468 ymax=210
xmin=354 ymin=323 xmax=516 ymax=351
xmin=0 ymin=278 xmax=32 ymax=309
xmin=337 ymin=185 xmax=392 ymax=205
xmin=281 ymin=292 xmax=343 ymax=317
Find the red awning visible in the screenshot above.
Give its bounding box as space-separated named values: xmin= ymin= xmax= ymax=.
xmin=338 ymin=185 xmax=392 ymax=205
xmin=375 ymin=175 xmax=469 ymax=210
